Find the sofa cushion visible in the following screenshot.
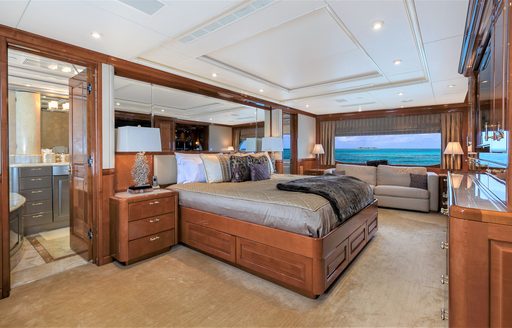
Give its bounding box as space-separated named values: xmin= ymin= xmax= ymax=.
xmin=410 ymin=173 xmax=428 ymax=190
xmin=374 ymin=185 xmax=429 ymax=199
xmin=335 ymin=164 xmax=377 ymax=186
xmin=377 ymin=165 xmax=427 ymax=187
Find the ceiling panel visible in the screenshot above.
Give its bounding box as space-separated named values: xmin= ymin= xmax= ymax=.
xmin=424 ymin=35 xmax=464 ymax=82
xmin=18 ymin=1 xmax=168 ymax=59
xmin=0 ymin=0 xmax=28 ymax=27
xmin=415 ymin=0 xmax=468 ymax=43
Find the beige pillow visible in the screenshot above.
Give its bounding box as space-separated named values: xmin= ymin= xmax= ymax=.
xmin=200 ymin=154 xmax=231 ymax=183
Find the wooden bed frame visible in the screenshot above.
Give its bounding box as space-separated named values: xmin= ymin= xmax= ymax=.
xmin=179 ymin=200 xmax=378 ymax=298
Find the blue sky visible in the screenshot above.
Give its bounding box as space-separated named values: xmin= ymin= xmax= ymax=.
xmin=335 ymin=133 xmax=441 ymax=149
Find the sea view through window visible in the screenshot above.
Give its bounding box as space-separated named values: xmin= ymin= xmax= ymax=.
xmin=334 ymin=133 xmax=441 ymax=166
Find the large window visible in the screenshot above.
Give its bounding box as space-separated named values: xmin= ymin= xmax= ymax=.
xmin=335 ymin=133 xmax=441 ymax=166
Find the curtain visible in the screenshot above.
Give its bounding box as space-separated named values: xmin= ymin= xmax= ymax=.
xmin=335 ymin=114 xmax=441 ymax=136
xmin=441 ymin=112 xmax=463 ymax=170
xmin=320 ymin=121 xmax=336 ymax=166
xmin=232 ymin=128 xmax=241 ymax=151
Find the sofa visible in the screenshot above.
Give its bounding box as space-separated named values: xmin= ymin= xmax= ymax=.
xmin=326 ymin=164 xmax=439 ymax=212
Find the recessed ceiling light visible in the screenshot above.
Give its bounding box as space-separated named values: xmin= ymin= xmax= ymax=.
xmin=62 ymin=103 xmax=69 ymax=110
xmin=305 ymin=104 xmax=309 ymax=108
xmin=24 ymin=84 xmax=31 ymax=87
xmin=61 ymin=67 xmax=72 ymax=73
xmin=259 ymin=89 xmax=264 ymax=93
xmin=448 ymin=84 xmax=455 ymax=88
xmin=400 ymin=105 xmax=404 ymax=108
xmin=481 ymin=80 xmax=488 ymax=84
xmin=393 ymin=59 xmax=402 ymax=65
xmin=358 ymin=107 xmax=362 ymax=112
xmin=211 ymin=73 xmax=217 ymax=78
xmin=209 ymin=117 xmax=213 ymax=121
xmin=48 ymin=64 xmax=58 ymax=70
xmin=91 ymin=32 xmax=101 ymax=39
xmin=397 ymin=92 xmax=404 ymax=96
xmin=372 ymin=21 xmax=384 ymax=30
xmin=42 ymin=96 xmax=47 ymax=99
xmin=115 ymin=102 xmax=120 ymax=106
xmin=161 ymin=109 xmax=165 ymax=112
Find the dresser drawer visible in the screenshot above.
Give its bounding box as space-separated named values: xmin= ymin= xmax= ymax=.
xmin=20 ymin=176 xmax=52 ymax=190
xmin=20 ymin=188 xmax=52 ymax=201
xmin=23 ymin=211 xmax=53 ymax=227
xmin=24 ymin=199 xmax=52 ymax=215
xmin=129 ymin=213 xmax=175 ymax=241
xmin=19 ymin=166 xmax=52 ymax=177
xmin=128 ymin=196 xmax=175 ymax=221
xmin=128 ymin=229 xmax=174 ymax=260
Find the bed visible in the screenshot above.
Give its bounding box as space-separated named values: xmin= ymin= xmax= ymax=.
xmin=156 ymin=155 xmax=378 ymax=298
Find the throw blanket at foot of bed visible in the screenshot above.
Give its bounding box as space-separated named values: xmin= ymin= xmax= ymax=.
xmin=277 ymin=175 xmax=374 ymax=224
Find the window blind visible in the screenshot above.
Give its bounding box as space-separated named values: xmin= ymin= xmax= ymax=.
xmin=335 ymin=114 xmax=441 ymax=136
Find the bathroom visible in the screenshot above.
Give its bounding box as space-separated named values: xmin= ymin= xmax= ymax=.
xmin=7 ymin=49 xmax=88 ymax=287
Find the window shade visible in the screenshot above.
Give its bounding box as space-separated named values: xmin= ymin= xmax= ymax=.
xmin=335 ymin=114 xmax=441 ymax=136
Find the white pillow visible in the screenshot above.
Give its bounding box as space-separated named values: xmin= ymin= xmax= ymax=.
xmin=200 ymin=154 xmax=231 ymax=183
xmin=175 ymin=153 xmax=206 ymax=184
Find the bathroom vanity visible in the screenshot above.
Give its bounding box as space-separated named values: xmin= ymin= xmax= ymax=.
xmin=10 ymin=163 xmax=70 ymax=235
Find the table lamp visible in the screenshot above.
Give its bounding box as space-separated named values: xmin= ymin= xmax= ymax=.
xmin=443 ymin=141 xmax=464 ymax=171
xmin=312 ymin=144 xmax=325 ymax=170
xmin=117 ymin=126 xmax=162 ymax=193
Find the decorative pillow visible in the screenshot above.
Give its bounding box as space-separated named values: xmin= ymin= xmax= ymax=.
xmin=200 ymin=154 xmax=231 ymax=183
xmin=248 ymin=152 xmax=273 ymax=175
xmin=175 ymin=153 xmax=206 ymax=184
xmin=230 ymin=155 xmax=251 ymax=182
xmin=410 ymin=173 xmax=428 ymax=190
xmin=250 ymin=162 xmax=271 ymax=181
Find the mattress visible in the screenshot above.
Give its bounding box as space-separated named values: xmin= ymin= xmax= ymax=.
xmin=168 ymin=175 xmax=339 ymax=237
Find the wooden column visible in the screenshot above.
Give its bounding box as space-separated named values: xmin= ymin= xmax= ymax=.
xmin=0 ymin=36 xmax=10 ymax=298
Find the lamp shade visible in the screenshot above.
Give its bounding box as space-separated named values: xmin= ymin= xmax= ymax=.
xmin=226 ymin=146 xmax=235 ymax=151
xmin=443 ymin=141 xmax=464 ymax=155
xmin=261 ymin=137 xmax=283 ymax=152
xmin=116 ymin=126 xmax=162 ymax=152
xmin=244 ymin=138 xmax=259 ymax=152
xmin=312 ymin=144 xmax=325 ymax=155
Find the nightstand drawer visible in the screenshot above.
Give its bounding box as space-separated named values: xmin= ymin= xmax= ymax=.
xmin=129 ymin=213 xmax=175 ymax=241
xmin=128 ymin=229 xmax=174 ymax=260
xmin=128 ymin=196 xmax=175 ymax=221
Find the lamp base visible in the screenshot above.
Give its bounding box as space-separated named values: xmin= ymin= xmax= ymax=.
xmin=127 ymin=184 xmax=153 ymax=194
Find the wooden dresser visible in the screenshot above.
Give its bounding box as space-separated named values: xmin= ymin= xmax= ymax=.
xmin=110 ymin=189 xmax=178 ymax=264
xmin=447 ymin=172 xmax=512 ymax=326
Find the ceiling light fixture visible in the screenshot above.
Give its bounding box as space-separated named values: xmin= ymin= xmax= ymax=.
xmin=393 ymin=59 xmax=402 ymax=65
xmin=48 ymin=64 xmax=58 ymax=70
xmin=305 ymin=104 xmax=309 ymax=108
xmin=91 ymin=32 xmax=101 ymax=39
xmin=372 ymin=21 xmax=384 ymax=30
xmin=448 ymin=84 xmax=455 ymax=88
xmin=61 ymin=67 xmax=72 ymax=73
xmin=48 ymin=101 xmax=59 ymax=110
xmin=397 ymin=92 xmax=404 ymax=96
xmin=209 ymin=117 xmax=213 ymax=121
xmin=400 ymin=105 xmax=404 ymax=108
xmin=211 ymin=73 xmax=217 ymax=78
xmin=161 ymin=109 xmax=165 ymax=112
xmin=24 ymin=84 xmax=31 ymax=87
xmin=116 ymin=102 xmax=120 ymax=106
xmin=358 ymin=106 xmax=362 ymax=112
xmin=62 ymin=103 xmax=69 ymax=110
xmin=259 ymin=89 xmax=264 ymax=93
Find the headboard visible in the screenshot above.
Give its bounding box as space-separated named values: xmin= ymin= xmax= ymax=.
xmin=154 ymin=155 xmax=177 ymax=185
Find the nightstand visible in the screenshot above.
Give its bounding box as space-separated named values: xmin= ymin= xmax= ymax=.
xmin=110 ymin=189 xmax=178 ymax=264
xmin=304 ymin=168 xmax=326 ymax=176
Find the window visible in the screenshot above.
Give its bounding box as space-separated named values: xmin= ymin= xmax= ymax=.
xmin=335 ymin=133 xmax=441 ymax=166
xmin=282 ymin=134 xmax=291 ymax=160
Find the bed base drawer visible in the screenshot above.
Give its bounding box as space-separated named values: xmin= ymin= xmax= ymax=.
xmin=183 ymin=221 xmax=236 ymax=262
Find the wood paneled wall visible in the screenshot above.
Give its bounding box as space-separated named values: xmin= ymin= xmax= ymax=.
xmin=0 ymin=36 xmax=9 ymax=298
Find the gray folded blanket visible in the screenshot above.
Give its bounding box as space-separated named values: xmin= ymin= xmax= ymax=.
xmin=277 ymin=175 xmax=374 ymax=224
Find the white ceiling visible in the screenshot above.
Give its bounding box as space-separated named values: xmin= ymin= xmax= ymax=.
xmin=0 ymin=0 xmax=469 ymax=115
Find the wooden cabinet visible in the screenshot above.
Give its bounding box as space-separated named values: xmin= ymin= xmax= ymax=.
xmin=110 ymin=189 xmax=178 ymax=264
xmin=154 ymin=116 xmax=175 ymax=152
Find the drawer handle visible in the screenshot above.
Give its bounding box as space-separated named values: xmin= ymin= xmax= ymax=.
xmin=149 ymin=218 xmax=160 ymax=223
xmin=32 ymin=214 xmax=44 ymax=219
xmin=32 ymin=202 xmax=44 ymax=206
xmin=31 ymin=190 xmax=43 ymax=194
xmin=149 ymin=201 xmax=160 ymax=205
xmin=440 ymin=241 xmax=449 ymax=250
xmin=149 ymin=236 xmax=160 ymax=242
xmin=30 ymin=178 xmax=43 ymax=182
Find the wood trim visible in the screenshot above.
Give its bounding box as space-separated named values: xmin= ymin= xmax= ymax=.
xmin=290 ymin=113 xmax=299 ymax=174
xmin=114 ymin=110 xmax=151 ymax=124
xmin=317 ymin=103 xmax=468 ymax=121
xmin=0 ymin=36 xmax=9 ymax=298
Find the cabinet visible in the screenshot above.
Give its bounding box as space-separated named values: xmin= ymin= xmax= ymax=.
xmin=154 ymin=116 xmax=175 ymax=152
xmin=110 ymin=189 xmax=178 ymax=264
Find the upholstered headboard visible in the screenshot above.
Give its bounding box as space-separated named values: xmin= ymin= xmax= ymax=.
xmin=154 ymin=155 xmax=177 ymax=185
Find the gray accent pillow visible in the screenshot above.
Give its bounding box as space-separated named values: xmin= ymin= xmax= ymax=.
xmin=230 ymin=155 xmax=251 ymax=182
xmin=250 ymin=162 xmax=271 ymax=181
xmin=410 ymin=173 xmax=428 ymax=190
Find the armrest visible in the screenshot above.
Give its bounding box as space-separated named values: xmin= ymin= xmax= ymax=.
xmin=427 ymin=172 xmax=439 ymax=211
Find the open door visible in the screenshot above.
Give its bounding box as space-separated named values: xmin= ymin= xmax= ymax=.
xmin=69 ymin=70 xmax=94 ymax=261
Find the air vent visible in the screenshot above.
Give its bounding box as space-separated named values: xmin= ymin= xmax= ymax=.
xmin=118 ymin=0 xmax=164 ymax=15
xmin=341 ymin=101 xmax=376 ymax=108
xmin=179 ymin=0 xmax=273 ymax=44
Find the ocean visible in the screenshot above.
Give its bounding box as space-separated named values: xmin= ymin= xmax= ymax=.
xmin=283 ymin=148 xmax=441 ymax=166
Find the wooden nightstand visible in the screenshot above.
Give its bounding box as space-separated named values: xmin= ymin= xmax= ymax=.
xmin=110 ymin=189 xmax=178 ymax=264
xmin=304 ymin=168 xmax=326 ymax=176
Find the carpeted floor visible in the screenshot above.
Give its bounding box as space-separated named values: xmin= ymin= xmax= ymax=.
xmin=0 ymin=209 xmax=447 ymax=327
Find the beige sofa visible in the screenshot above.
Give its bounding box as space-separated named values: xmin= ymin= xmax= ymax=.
xmin=326 ymin=164 xmax=439 ymax=212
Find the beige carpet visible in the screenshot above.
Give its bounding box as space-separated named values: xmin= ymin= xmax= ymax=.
xmin=0 ymin=209 xmax=447 ymax=327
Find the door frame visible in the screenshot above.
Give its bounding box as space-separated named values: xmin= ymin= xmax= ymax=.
xmin=0 ymin=38 xmax=101 ymax=298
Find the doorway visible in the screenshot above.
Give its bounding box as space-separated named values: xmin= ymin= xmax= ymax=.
xmin=6 ymin=48 xmax=95 ymax=289
xmin=282 ymin=112 xmax=298 ymax=174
